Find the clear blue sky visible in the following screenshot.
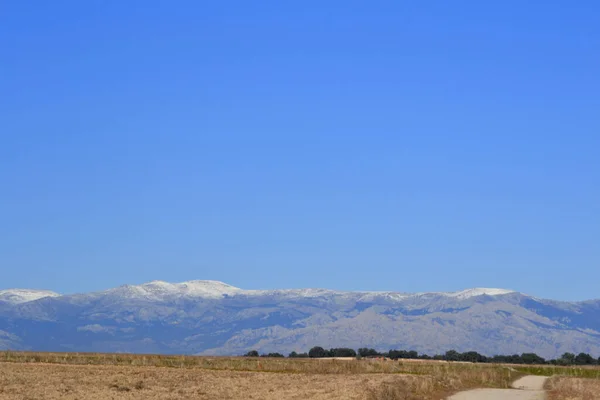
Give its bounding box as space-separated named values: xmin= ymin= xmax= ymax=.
xmin=1 ymin=1 xmax=598 ymax=301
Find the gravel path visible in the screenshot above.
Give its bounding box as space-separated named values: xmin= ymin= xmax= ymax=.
xmin=448 ymin=375 xmax=547 ymax=400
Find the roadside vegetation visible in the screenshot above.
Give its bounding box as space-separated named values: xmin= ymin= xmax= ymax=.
xmin=545 ymin=376 xmax=600 ymax=400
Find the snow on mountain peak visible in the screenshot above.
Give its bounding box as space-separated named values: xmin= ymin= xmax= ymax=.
xmin=177 ymin=280 xmax=242 ymax=297
xmin=125 ymin=282 xmax=514 ymax=301
xmin=105 ymin=280 xmax=243 ymax=300
xmin=446 ymin=288 xmax=515 ymax=299
xmin=5 ymin=280 xmax=515 ymax=304
xmin=0 ymin=289 xmax=60 ymax=304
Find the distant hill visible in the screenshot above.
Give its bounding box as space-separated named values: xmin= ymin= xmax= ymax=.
xmin=1 ymin=280 xmax=599 ymax=358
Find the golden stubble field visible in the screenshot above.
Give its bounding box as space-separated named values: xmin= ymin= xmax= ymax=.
xmin=0 ymin=362 xmax=401 ymax=400
xmin=0 ymin=352 xmax=599 ymax=399
xmin=0 ymin=352 xmax=520 ymax=400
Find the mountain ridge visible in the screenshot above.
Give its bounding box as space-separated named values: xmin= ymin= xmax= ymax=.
xmin=0 ymin=280 xmax=599 ymax=358
xmin=1 ymin=280 xmax=522 ymax=302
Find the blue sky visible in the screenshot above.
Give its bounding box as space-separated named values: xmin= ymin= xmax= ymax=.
xmin=1 ymin=1 xmax=598 ymax=300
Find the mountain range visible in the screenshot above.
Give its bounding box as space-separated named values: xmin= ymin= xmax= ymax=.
xmin=1 ymin=280 xmax=599 ymax=359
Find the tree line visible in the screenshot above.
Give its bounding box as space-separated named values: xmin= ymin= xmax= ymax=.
xmin=243 ymin=347 xmax=600 ymax=366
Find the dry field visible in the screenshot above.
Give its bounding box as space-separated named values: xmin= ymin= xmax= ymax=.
xmin=0 ymin=351 xmax=520 ymax=400
xmin=546 ymin=376 xmax=600 ymax=400
xmin=0 ymin=362 xmax=400 ymax=400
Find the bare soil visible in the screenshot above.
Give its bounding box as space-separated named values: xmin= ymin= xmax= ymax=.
xmin=0 ymin=352 xmax=524 ymax=400
xmin=0 ymin=362 xmax=396 ymax=400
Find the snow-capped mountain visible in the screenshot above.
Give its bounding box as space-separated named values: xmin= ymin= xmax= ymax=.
xmin=0 ymin=280 xmax=599 ymax=358
xmin=83 ymin=280 xmax=515 ymax=301
xmin=0 ymin=289 xmax=59 ymax=305
xmin=101 ymin=280 xmax=243 ymax=300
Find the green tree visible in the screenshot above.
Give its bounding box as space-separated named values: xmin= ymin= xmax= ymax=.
xmin=445 ymin=350 xmax=460 ymax=361
xmin=358 ymin=348 xmax=380 ymax=357
xmin=521 ymin=353 xmax=545 ymax=365
xmin=244 ymin=350 xmax=259 ymax=357
xmin=574 ymin=353 xmax=595 ymax=365
xmin=309 ymin=346 xmax=328 ymax=358
xmin=460 ymin=351 xmax=487 ymax=363
xmin=559 ymin=353 xmax=576 ymax=365
xmin=388 ymin=350 xmax=408 ymax=360
xmin=329 ymin=348 xmax=357 ymax=357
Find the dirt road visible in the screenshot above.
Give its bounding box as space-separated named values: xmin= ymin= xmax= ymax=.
xmin=448 ymin=375 xmax=547 ymax=400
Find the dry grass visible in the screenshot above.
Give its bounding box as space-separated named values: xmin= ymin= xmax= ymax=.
xmin=0 ymin=362 xmax=385 ymax=400
xmin=546 ymin=376 xmax=600 ymax=400
xmin=0 ymin=352 xmax=520 ymax=399
xmin=0 ymin=362 xmax=515 ymax=400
